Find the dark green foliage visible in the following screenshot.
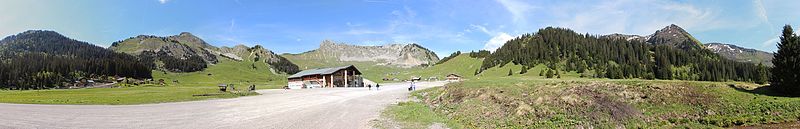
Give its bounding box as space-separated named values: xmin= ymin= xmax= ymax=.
xmin=539 ymin=69 xmax=545 ymax=76
xmin=606 ymin=65 xmax=624 ymax=79
xmin=520 ymin=66 xmax=528 ymax=74
xmin=479 ymin=27 xmax=762 ymax=82
xmin=755 ymin=63 xmax=768 ymax=85
xmin=545 ymin=69 xmax=554 ymax=78
xmin=507 ymin=69 xmax=513 ymax=76
xmin=468 ymin=50 xmax=491 ymax=58
xmin=266 ymin=55 xmax=300 ymax=74
xmin=437 ymin=51 xmax=461 ymax=65
xmin=771 ymin=25 xmax=800 ymax=95
xmin=0 ymin=30 xmax=152 ymax=90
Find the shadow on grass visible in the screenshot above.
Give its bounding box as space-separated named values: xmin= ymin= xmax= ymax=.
xmin=728 ymin=84 xmax=795 ymax=97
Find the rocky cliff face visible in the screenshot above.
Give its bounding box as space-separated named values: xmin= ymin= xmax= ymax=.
xmin=109 ymin=32 xmax=218 ymax=64
xmin=307 ymin=40 xmax=439 ymax=67
xmin=110 ymin=32 xmax=300 ymax=73
xmin=705 ymin=43 xmax=773 ymax=66
xmin=218 ymin=44 xmax=300 ymax=74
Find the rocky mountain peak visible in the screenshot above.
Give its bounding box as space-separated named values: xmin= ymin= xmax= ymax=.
xmin=646 ymin=24 xmax=703 ymax=50
xmin=307 ymin=40 xmax=439 ymax=67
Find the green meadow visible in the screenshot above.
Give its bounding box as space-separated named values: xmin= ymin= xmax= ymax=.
xmin=0 ymin=58 xmax=281 ymax=105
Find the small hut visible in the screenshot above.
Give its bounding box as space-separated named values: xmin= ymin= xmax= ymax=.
xmin=446 ymin=73 xmax=462 ymax=81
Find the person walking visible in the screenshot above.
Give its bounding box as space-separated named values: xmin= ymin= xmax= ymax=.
xmin=376 ymin=84 xmax=380 ymax=90
xmin=367 ymin=84 xmax=372 ymax=90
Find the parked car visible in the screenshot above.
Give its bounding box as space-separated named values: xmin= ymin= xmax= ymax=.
xmin=304 ymin=81 xmax=322 ymax=89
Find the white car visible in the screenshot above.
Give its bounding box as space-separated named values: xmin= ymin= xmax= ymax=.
xmin=303 ymin=81 xmax=322 ymax=89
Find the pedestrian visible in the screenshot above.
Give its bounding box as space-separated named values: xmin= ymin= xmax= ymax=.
xmin=368 ymin=84 xmax=372 ymax=90
xmin=376 ymin=84 xmax=380 ymax=90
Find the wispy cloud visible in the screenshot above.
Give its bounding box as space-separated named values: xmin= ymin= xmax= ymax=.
xmin=469 ymin=24 xmax=515 ymax=52
xmin=760 ymin=37 xmax=779 ymax=51
xmin=227 ymin=19 xmax=236 ymax=32
xmin=483 ymin=32 xmax=513 ymax=52
xmin=496 ymin=0 xmax=535 ymax=25
xmin=158 ymin=0 xmax=169 ymax=4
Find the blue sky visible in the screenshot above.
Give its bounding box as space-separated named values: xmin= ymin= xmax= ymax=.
xmin=1 ymin=0 xmax=799 ymax=57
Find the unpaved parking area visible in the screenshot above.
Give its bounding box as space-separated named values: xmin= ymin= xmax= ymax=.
xmin=0 ymin=81 xmax=448 ymax=129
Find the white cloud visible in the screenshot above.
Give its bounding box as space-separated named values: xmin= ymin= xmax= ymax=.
xmin=760 ymin=37 xmax=779 ymax=51
xmin=496 ymin=0 xmax=535 ymax=24
xmin=228 ymin=19 xmax=236 ymax=32
xmin=469 ymin=24 xmax=492 ymax=35
xmin=158 ymin=0 xmax=169 ymax=4
xmin=483 ymin=32 xmax=514 ymax=52
xmin=550 ymin=0 xmax=740 ymax=36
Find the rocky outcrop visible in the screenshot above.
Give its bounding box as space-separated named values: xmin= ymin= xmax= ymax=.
xmin=646 ymin=24 xmax=704 ymax=50
xmin=218 ymin=44 xmax=300 ymax=74
xmin=311 ymin=40 xmax=440 ymax=67
xmin=109 ymin=32 xmax=218 ymax=64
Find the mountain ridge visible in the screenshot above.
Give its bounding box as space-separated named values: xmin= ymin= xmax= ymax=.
xmin=601 ymin=24 xmax=771 ymax=65
xmin=110 ymin=33 xmax=299 ymax=74
xmin=287 ymin=40 xmax=440 ymax=68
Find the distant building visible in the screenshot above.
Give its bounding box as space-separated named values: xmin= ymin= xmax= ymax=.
xmin=287 ymin=65 xmax=364 ymax=89
xmin=446 ymin=73 xmax=462 ymax=81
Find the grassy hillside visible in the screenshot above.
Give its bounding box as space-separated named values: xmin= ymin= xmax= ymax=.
xmin=387 ymin=54 xmax=482 ymax=80
xmin=0 ymin=58 xmax=284 ymax=105
xmin=383 ymin=76 xmax=799 ymax=128
xmin=153 ymin=58 xmax=288 ymax=89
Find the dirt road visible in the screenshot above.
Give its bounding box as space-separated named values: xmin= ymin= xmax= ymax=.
xmin=0 ymin=81 xmax=448 ymax=129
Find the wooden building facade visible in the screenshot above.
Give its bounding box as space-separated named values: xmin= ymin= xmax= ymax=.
xmin=287 ymin=65 xmax=364 ymax=89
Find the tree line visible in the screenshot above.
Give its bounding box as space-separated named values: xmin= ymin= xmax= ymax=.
xmin=0 ymin=30 xmax=152 ymax=90
xmin=480 ymin=27 xmax=767 ymax=83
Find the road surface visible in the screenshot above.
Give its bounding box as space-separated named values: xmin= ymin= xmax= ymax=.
xmin=0 ymin=81 xmax=448 ymax=129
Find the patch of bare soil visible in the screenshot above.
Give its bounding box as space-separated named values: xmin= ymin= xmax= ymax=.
xmin=562 ymin=82 xmax=643 ymax=123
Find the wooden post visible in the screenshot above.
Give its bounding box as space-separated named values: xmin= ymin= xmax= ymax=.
xmin=322 ymin=75 xmax=326 ymax=88
xmin=329 ymin=74 xmax=333 ymax=88
xmin=344 ymin=70 xmax=348 ymax=87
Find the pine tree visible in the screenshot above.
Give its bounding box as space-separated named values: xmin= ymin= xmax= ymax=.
xmin=771 ymin=25 xmax=800 ymax=95
xmin=546 ymin=69 xmax=554 ymax=78
xmin=508 ymin=69 xmax=513 ymax=76
xmin=520 ymin=66 xmax=528 ymax=74
xmin=755 ymin=63 xmax=768 ymax=85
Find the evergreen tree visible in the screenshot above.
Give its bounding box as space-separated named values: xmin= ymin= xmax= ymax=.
xmin=520 ymin=66 xmax=528 ymax=74
xmin=771 ymin=25 xmax=800 ymax=95
xmin=755 ymin=63 xmax=768 ymax=84
xmin=508 ymin=69 xmax=513 ymax=76
xmin=546 ymin=69 xmax=554 ymax=78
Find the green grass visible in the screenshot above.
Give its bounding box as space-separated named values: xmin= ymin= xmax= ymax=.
xmin=387 ymin=55 xmax=483 ymax=80
xmin=153 ymin=58 xmax=288 ymax=89
xmin=0 ymin=58 xmax=283 ymax=105
xmin=379 ymin=101 xmax=464 ymax=129
xmin=401 ymin=75 xmax=800 ymax=128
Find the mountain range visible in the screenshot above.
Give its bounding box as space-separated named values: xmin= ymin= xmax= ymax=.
xmin=283 ymin=40 xmax=440 ymax=68
xmin=110 ymin=32 xmax=299 ymax=73
xmin=601 ymin=24 xmax=773 ymax=65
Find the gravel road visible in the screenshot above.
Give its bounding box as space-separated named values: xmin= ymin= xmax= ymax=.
xmin=0 ymin=81 xmax=448 ymax=129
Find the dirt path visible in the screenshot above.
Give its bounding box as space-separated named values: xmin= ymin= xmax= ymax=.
xmin=0 ymin=81 xmax=448 ymax=129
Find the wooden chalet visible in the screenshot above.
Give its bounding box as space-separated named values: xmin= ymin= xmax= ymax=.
xmin=287 ymin=65 xmax=363 ymax=89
